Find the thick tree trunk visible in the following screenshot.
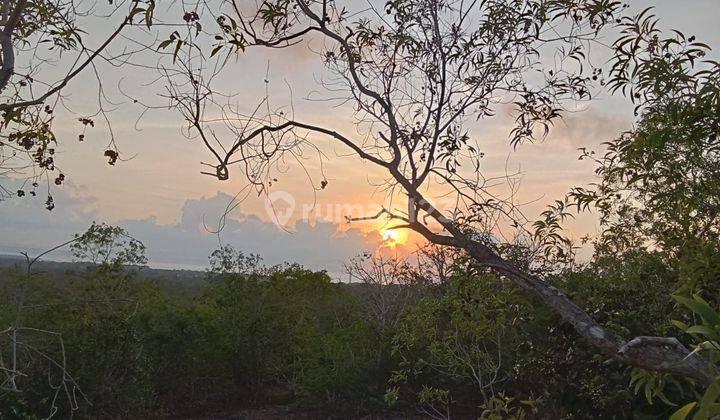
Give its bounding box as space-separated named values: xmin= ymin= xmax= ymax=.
xmin=461 ymin=239 xmax=714 ymax=387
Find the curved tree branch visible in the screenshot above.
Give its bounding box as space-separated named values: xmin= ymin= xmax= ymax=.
xmin=0 ymin=10 xmax=133 ymax=110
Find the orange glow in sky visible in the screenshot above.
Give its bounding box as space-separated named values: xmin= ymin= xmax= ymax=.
xmin=380 ymin=227 xmax=409 ymax=247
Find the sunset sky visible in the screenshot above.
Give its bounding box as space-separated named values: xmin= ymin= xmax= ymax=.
xmin=1 ymin=0 xmax=719 ymax=276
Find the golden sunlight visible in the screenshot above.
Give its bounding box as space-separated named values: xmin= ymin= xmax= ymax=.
xmin=380 ymin=227 xmax=408 ymax=246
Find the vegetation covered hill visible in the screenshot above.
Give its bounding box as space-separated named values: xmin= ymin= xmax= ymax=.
xmin=0 ymin=233 xmax=714 ymax=419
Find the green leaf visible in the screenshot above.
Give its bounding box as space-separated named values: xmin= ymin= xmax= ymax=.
xmin=173 ymin=40 xmax=182 ymax=63
xmin=158 ymin=39 xmax=173 ymax=50
xmin=672 ymin=320 xmax=690 ymax=330
xmin=674 ymin=295 xmax=720 ymax=326
xmin=695 ymin=382 xmax=720 ymax=419
xmin=685 ymin=325 xmax=720 ymax=341
xmin=656 ymin=390 xmax=676 ymax=407
xmin=670 ymin=402 xmax=696 ymax=420
xmin=145 ymin=0 xmax=155 ymax=28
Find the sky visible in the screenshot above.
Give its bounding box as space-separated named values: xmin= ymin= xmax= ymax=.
xmin=1 ymin=0 xmax=719 ymax=276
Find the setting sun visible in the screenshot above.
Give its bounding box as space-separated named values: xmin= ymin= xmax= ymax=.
xmin=380 ymin=227 xmax=409 ymax=247
xmin=380 ymin=229 xmax=399 ymax=242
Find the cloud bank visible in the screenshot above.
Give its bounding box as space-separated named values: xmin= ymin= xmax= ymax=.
xmin=0 ymin=182 xmax=381 ymax=276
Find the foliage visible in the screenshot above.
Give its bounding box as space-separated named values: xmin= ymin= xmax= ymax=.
xmin=513 ymin=252 xmax=688 ymax=418
xmin=200 ymin=248 xmax=382 ymax=411
xmin=388 ymin=272 xmax=525 ymax=412
xmin=70 ymin=222 xmax=147 ymax=267
xmin=667 ymin=295 xmax=720 ymax=419
xmin=569 ymin=9 xmax=720 ymax=268
xmin=0 ymin=0 xmax=156 ymax=203
xmin=2 ymin=1 xmax=720 ymax=419
xmin=1 ymin=220 xmax=716 ymax=419
xmin=558 ymin=7 xmax=720 ymax=417
xmin=479 ymin=394 xmax=529 ymax=420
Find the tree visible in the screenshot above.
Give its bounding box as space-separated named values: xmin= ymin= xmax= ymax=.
xmin=0 ymin=222 xmax=149 ymax=417
xmin=388 ymin=272 xmax=524 ymax=415
xmin=571 ymin=8 xmax=720 ymax=292
xmin=564 ymin=9 xmax=720 ymax=418
xmin=0 ymin=0 xmax=154 ymax=206
xmin=168 ymin=0 xmax=713 ymax=383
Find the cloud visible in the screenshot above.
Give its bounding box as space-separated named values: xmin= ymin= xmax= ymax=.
xmin=0 ymin=185 xmax=381 ymax=276
xmin=550 ymin=111 xmax=631 ymax=148
xmin=119 ymin=193 xmax=382 ymax=274
xmin=0 ymin=180 xmax=98 ymax=253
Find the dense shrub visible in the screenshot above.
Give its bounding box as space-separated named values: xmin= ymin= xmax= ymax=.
xmin=0 ymin=242 xmax=714 ymax=419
